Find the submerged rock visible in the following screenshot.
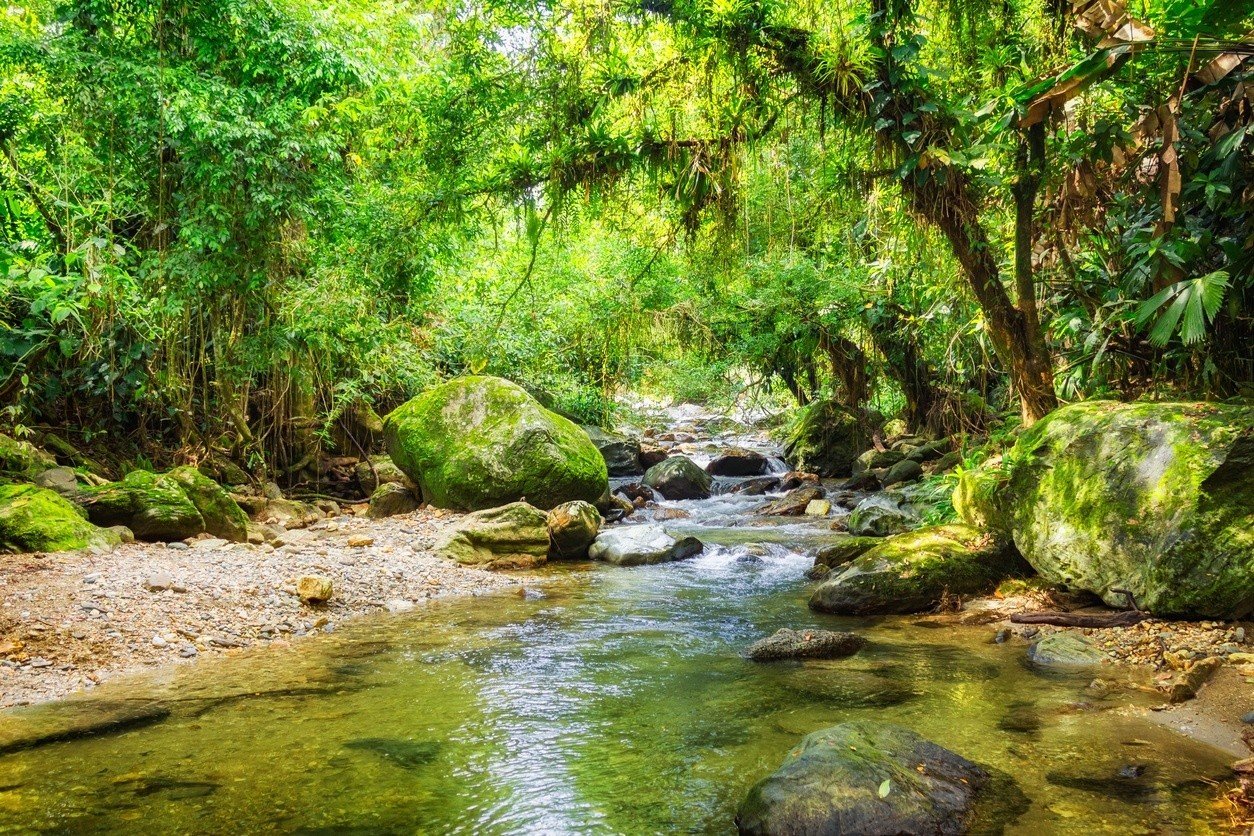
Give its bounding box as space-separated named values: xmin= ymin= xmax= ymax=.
xmin=436 ymin=502 xmax=551 ymax=569
xmin=642 ymin=456 xmax=712 ymax=500
xmin=384 ymin=376 xmax=607 ymax=511
xmin=587 ymin=524 xmax=703 ymax=566
xmin=809 ymin=524 xmax=1028 ymax=615
xmin=706 ymin=448 xmax=769 ymax=477
xmin=782 ymin=400 xmax=873 ymax=477
xmin=736 ymin=721 xmax=990 ymax=835
xmin=744 ymin=628 xmax=865 ymax=661
xmin=846 ymin=492 xmax=919 ymax=536
xmin=0 ymin=484 xmax=118 ymax=554
xmin=962 ymin=401 xmax=1254 ymax=619
xmin=583 ymin=426 xmax=644 ymax=476
xmin=1026 ymin=633 xmax=1106 ymax=669
xmin=547 ymin=500 xmax=602 ymax=558
xmin=759 ymin=486 xmax=824 ymax=517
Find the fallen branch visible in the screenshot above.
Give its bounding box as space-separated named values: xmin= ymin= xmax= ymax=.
xmin=1011 ymin=610 xmax=1150 ymax=627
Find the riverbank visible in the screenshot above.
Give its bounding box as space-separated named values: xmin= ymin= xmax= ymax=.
xmin=0 ymin=507 xmax=533 ymax=707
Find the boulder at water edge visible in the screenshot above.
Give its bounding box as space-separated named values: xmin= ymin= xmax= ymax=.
xmin=809 ymin=524 xmax=1028 ymax=615
xmin=587 ymin=525 xmax=703 ymax=566
xmin=78 ymin=471 xmax=207 ymax=542
xmin=846 ymin=492 xmax=919 ymax=536
xmin=583 ymin=426 xmax=644 ymax=476
xmin=548 ymin=500 xmax=602 ymax=558
xmin=0 ymin=484 xmax=118 ymax=553
xmin=436 ymin=502 xmax=551 ymax=570
xmin=384 ymin=376 xmax=608 ymax=511
xmin=782 ymin=400 xmax=872 ymax=477
xmin=706 ymin=448 xmax=769 ymax=477
xmin=735 ymin=721 xmax=990 ymax=835
xmin=956 ymin=401 xmax=1254 ymax=619
xmin=642 ymin=456 xmax=712 ymax=500
xmin=1026 ymin=633 xmax=1106 ymax=669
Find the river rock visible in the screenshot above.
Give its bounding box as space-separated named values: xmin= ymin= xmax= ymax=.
xmin=33 ymin=466 xmax=80 ymax=497
xmin=642 ymin=456 xmax=712 ymax=500
xmin=809 ymin=524 xmax=1028 ymax=615
xmin=706 ymin=448 xmax=769 ymax=477
xmin=0 ymin=434 xmax=57 ymax=482
xmin=881 ymin=458 xmax=923 ymax=487
xmin=846 ymin=493 xmax=919 ymax=536
xmin=783 ymin=400 xmax=873 ymax=477
xmin=167 ymin=466 xmax=250 ymax=542
xmin=813 ymin=536 xmax=881 ymax=572
xmin=639 ymin=445 xmax=669 ymax=470
xmin=803 ymin=499 xmax=831 ymax=517
xmin=583 ymin=426 xmax=644 ymax=476
xmin=0 ymin=484 xmax=118 ymax=554
xmin=436 ymin=502 xmax=551 ymax=569
xmin=587 ymin=525 xmax=703 ymax=566
xmin=355 ymin=455 xmax=417 ymax=496
xmin=906 ymin=438 xmax=953 ymax=463
xmin=759 ymin=486 xmax=824 ymax=517
xmin=837 ymin=471 xmax=880 ymax=491
xmin=384 ymin=376 xmax=608 ymax=511
xmin=297 ymin=575 xmax=334 ymax=604
xmin=1026 ymin=633 xmax=1106 ymax=669
xmin=744 ymin=628 xmax=865 ymax=661
xmin=852 ymin=448 xmax=904 ymax=475
xmin=548 ymin=500 xmax=602 ymax=558
xmin=731 ymin=476 xmax=781 ymax=496
xmin=958 ymin=401 xmax=1254 ymax=619
xmin=368 ymin=483 xmax=420 ymax=519
xmin=78 ymin=471 xmax=206 ymax=542
xmin=736 ymin=721 xmax=990 ymax=835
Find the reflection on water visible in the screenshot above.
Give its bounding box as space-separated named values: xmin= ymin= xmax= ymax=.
xmin=0 ymin=540 xmax=1234 ymax=834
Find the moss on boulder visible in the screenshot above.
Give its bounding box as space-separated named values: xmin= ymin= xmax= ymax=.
xmin=642 ymin=455 xmax=711 ymax=500
xmin=809 ymin=524 xmax=1028 ymax=615
xmin=0 ymin=484 xmax=118 ymax=553
xmin=384 ymin=376 xmax=608 ymax=511
xmin=0 ymin=434 xmax=57 ymax=483
xmin=783 ymin=400 xmax=872 ymax=477
xmin=991 ymin=401 xmax=1254 ymax=618
xmin=953 ymin=460 xmax=1010 ymax=535
xmin=78 ymin=470 xmax=205 ymax=542
xmin=168 ymin=467 xmax=249 ymax=542
xmin=436 ymin=502 xmax=551 ymax=569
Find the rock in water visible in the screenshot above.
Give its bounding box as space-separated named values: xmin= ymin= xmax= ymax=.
xmin=436 ymin=502 xmax=551 ymax=569
xmin=759 ymin=486 xmax=824 ymax=517
xmin=368 ymin=483 xmax=420 ymax=519
xmin=587 ymin=525 xmax=703 ymax=566
xmin=78 ymin=471 xmax=206 ymax=542
xmin=297 ymin=576 xmax=334 ymax=604
xmin=809 ymin=524 xmax=1028 ymax=615
xmin=813 ymin=536 xmax=882 ymax=572
xmin=744 ymin=629 xmax=865 ymax=661
xmin=1025 ymin=633 xmax=1106 ymax=669
xmin=782 ymin=400 xmax=873 ymax=477
xmin=736 ymin=721 xmax=990 ymax=835
xmin=547 ymin=500 xmax=602 ymax=558
xmin=642 ymin=456 xmax=712 ymax=500
xmin=583 ymin=426 xmax=643 ymax=476
xmin=958 ymin=401 xmax=1254 ymax=619
xmin=167 ymin=467 xmax=249 ymax=542
xmin=846 ymin=492 xmax=919 ymax=536
xmin=881 ymin=458 xmax=923 ymax=487
xmin=706 ymin=448 xmax=769 ymax=477
xmin=384 ymin=376 xmax=608 ymax=511
xmin=0 ymin=485 xmax=118 ymax=553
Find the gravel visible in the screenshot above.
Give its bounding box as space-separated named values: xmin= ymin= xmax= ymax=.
xmin=0 ymin=507 xmax=531 ymax=707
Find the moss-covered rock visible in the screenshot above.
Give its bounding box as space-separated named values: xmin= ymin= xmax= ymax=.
xmin=547 ymin=500 xmax=602 ymax=558
xmin=814 ymin=536 xmax=882 ymax=571
xmin=953 ymin=460 xmax=1010 ymax=535
xmin=642 ymin=455 xmax=712 ymax=500
xmin=436 ymin=502 xmax=551 ymax=569
xmin=809 ymin=524 xmax=1029 ymax=615
xmin=782 ymin=400 xmax=872 ymax=477
xmin=168 ymin=467 xmax=249 ymax=542
xmin=368 ymin=483 xmax=420 ymax=519
xmin=354 ymin=455 xmax=417 ymax=496
xmin=994 ymin=401 xmax=1254 ymax=618
xmin=0 ymin=484 xmax=118 ymax=553
xmin=0 ymin=434 xmax=57 ymax=483
xmin=78 ymin=471 xmax=205 ymax=542
xmin=846 ymin=493 xmax=919 ymax=537
xmin=736 ymin=721 xmax=990 ymax=835
xmin=384 ymin=376 xmax=608 ymax=511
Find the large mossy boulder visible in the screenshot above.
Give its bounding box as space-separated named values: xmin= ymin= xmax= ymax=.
xmin=583 ymin=426 xmax=643 ymax=476
xmin=641 ymin=456 xmax=712 ymax=500
xmin=969 ymin=401 xmax=1254 ymax=619
xmin=782 ymin=400 xmax=872 ymax=477
xmin=736 ymin=721 xmax=990 ymax=835
xmin=78 ymin=471 xmax=206 ymax=542
xmin=846 ymin=492 xmax=919 ymax=537
xmin=168 ymin=466 xmax=249 ymax=542
xmin=384 ymin=376 xmax=608 ymax=511
xmin=435 ymin=502 xmax=551 ymax=569
xmin=0 ymin=484 xmax=118 ymax=553
xmin=0 ymin=434 xmax=57 ymax=483
xmin=809 ymin=524 xmax=1028 ymax=615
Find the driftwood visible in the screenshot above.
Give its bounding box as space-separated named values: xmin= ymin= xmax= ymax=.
xmin=1010 ymin=610 xmax=1150 ymax=628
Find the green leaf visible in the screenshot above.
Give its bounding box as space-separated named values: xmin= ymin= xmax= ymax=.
xmin=878 ymin=779 xmax=891 ymax=798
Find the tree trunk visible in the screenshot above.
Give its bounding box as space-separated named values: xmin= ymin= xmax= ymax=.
xmin=819 ymin=330 xmax=870 ymax=410
xmin=865 ymin=306 xmax=939 ymax=433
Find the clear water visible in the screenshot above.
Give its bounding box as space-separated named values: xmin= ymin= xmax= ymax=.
xmin=0 ymin=490 xmax=1236 ymax=834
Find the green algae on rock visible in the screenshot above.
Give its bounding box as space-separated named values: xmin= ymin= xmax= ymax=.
xmin=782 ymin=399 xmax=872 ymax=477
xmin=168 ymin=467 xmax=250 ymax=542
xmin=0 ymin=434 xmax=57 ymax=483
xmin=78 ymin=470 xmax=206 ymax=542
xmin=435 ymin=501 xmax=551 ymax=569
xmin=641 ymin=455 xmax=711 ymax=500
xmin=0 ymin=484 xmax=118 ymax=553
xmin=384 ymin=376 xmax=608 ymax=511
xmin=809 ymin=524 xmax=1028 ymax=615
xmin=970 ymin=401 xmax=1254 ymax=619
xmin=547 ymin=500 xmax=602 ymax=558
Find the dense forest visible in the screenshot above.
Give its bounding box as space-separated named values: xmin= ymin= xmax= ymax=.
xmin=1 ymin=0 xmax=1249 ymax=481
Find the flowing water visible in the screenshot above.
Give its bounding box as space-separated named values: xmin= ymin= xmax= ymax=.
xmin=0 ymin=427 xmax=1237 ymax=834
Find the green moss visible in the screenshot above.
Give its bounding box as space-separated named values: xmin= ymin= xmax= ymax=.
xmin=79 ymin=470 xmax=205 ymax=542
xmin=435 ymin=501 xmax=550 ymax=569
xmin=0 ymin=434 xmax=56 ymax=482
xmin=814 ymin=536 xmax=881 ymax=569
xmin=952 ymin=462 xmax=1008 ymax=535
xmin=783 ymin=400 xmax=871 ymax=477
xmin=384 ymin=376 xmax=608 ymax=511
xmin=0 ymin=484 xmax=118 ymax=553
xmin=169 ymin=466 xmax=249 ymax=542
